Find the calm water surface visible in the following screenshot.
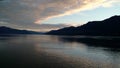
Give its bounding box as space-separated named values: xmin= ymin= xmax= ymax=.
xmin=0 ymin=35 xmax=120 ymax=68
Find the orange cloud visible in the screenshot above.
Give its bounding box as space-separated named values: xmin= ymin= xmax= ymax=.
xmin=0 ymin=0 xmax=119 ymax=25
xmin=34 ymin=0 xmax=120 ymax=24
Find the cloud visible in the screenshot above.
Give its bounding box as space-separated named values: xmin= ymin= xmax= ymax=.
xmin=0 ymin=0 xmax=119 ymax=31
xmin=27 ymin=24 xmax=70 ymax=32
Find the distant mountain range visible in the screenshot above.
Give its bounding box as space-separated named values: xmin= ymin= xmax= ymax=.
xmin=46 ymin=15 xmax=120 ymax=36
xmin=0 ymin=26 xmax=43 ymax=35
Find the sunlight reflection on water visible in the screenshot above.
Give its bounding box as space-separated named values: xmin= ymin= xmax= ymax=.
xmin=0 ymin=35 xmax=120 ymax=68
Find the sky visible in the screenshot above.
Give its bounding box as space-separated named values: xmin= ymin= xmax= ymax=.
xmin=0 ymin=0 xmax=120 ymax=32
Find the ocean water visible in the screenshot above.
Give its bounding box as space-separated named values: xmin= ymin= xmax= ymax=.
xmin=0 ymin=35 xmax=120 ymax=68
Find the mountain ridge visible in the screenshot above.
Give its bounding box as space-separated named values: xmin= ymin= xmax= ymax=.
xmin=0 ymin=26 xmax=43 ymax=34
xmin=46 ymin=15 xmax=120 ymax=36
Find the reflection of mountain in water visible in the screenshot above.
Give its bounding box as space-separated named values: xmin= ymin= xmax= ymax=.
xmin=58 ymin=36 xmax=120 ymax=48
xmin=47 ymin=15 xmax=120 ymax=36
xmin=1 ymin=35 xmax=120 ymax=68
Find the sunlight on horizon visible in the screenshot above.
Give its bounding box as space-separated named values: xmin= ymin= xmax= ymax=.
xmin=0 ymin=0 xmax=120 ymax=31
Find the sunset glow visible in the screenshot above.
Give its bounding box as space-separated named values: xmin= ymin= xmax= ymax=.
xmin=0 ymin=0 xmax=120 ymax=31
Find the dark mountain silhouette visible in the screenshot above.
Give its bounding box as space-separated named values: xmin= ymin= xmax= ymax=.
xmin=0 ymin=26 xmax=43 ymax=35
xmin=46 ymin=15 xmax=120 ymax=36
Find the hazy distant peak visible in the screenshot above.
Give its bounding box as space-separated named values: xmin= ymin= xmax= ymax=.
xmin=0 ymin=26 xmax=43 ymax=34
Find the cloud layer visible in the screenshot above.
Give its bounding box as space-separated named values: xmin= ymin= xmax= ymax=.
xmin=0 ymin=0 xmax=119 ymax=31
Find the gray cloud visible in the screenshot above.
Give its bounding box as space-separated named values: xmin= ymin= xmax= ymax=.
xmin=0 ymin=0 xmax=119 ymax=31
